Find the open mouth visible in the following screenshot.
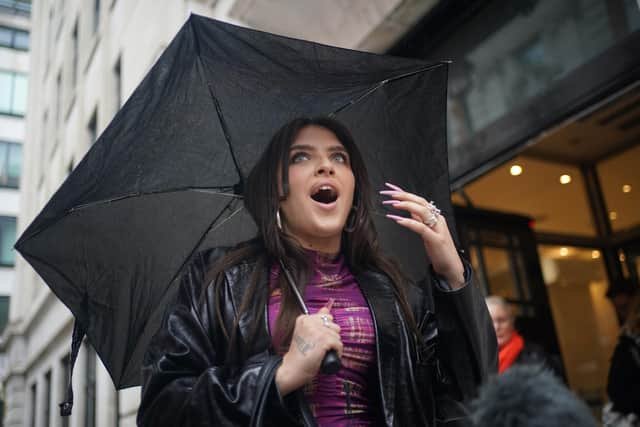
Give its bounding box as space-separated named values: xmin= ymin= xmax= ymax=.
xmin=311 ymin=185 xmax=338 ymax=204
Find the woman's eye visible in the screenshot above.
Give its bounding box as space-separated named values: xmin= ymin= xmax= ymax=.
xmin=332 ymin=153 xmax=348 ymax=163
xmin=291 ymin=152 xmax=309 ymax=163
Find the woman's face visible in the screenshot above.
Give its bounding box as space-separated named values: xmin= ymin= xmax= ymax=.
xmin=278 ymin=125 xmax=355 ymax=254
xmin=487 ymin=303 xmax=514 ymax=348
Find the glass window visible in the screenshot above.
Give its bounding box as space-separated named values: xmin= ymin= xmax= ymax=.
xmin=0 ymin=0 xmax=32 ymax=17
xmin=0 ymin=141 xmax=21 ymax=188
xmin=597 ymin=143 xmax=640 ymax=233
xmin=43 ymin=370 xmax=51 ymax=427
xmin=12 ymin=73 xmax=27 ymax=115
xmin=13 ymin=28 xmax=29 ymax=50
xmin=60 ymin=354 xmax=70 ymax=427
xmin=538 ymin=244 xmax=617 ymax=404
xmin=0 ymin=71 xmax=11 ymax=113
xmin=7 ymin=143 xmax=21 ymax=186
xmin=0 ymin=296 xmax=9 ymax=333
xmin=0 ymin=216 xmax=17 ymax=266
xmin=0 ymin=70 xmax=28 ymax=116
xmin=0 ymin=26 xmax=29 ymax=50
xmin=30 ymin=382 xmax=36 ymax=427
xmin=438 ymin=0 xmax=640 ymax=149
xmin=0 ymin=27 xmax=11 ymax=46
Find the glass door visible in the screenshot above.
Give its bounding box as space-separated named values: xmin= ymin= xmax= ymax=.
xmin=454 ymin=206 xmax=562 ymax=357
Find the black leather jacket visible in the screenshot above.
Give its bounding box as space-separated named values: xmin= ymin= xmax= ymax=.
xmin=137 ymin=248 xmax=497 ymax=426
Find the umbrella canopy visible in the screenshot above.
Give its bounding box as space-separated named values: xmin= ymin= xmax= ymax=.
xmin=15 ymin=14 xmax=451 ymax=390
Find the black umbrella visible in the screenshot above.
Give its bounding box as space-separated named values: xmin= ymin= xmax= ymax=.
xmin=15 ymin=14 xmax=451 ymax=395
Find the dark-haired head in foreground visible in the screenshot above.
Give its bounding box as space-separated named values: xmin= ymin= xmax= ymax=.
xmin=471 ymin=364 xmax=596 ymax=427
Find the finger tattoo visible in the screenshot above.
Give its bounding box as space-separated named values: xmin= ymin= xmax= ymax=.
xmin=293 ymin=334 xmax=315 ymax=355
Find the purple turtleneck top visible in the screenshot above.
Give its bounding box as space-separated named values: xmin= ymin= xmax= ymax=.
xmin=267 ymin=252 xmax=377 ymax=426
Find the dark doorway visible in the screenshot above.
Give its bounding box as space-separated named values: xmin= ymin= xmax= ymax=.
xmin=455 ymin=206 xmax=562 ymax=359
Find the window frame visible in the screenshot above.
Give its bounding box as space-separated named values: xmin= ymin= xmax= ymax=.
xmin=0 ymin=69 xmax=28 ymax=117
xmin=0 ymin=140 xmax=21 ymax=188
xmin=0 ymin=216 xmax=17 ymax=267
xmin=0 ymin=25 xmax=29 ymax=51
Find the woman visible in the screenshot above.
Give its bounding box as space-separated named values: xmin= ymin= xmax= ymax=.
xmin=605 ymin=291 xmax=640 ymax=426
xmin=137 ymin=117 xmax=496 ymax=426
xmin=485 ymin=296 xmax=559 ymax=375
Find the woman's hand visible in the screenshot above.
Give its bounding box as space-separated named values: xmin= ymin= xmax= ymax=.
xmin=275 ymin=304 xmax=343 ymax=396
xmin=380 ymin=182 xmax=465 ymax=289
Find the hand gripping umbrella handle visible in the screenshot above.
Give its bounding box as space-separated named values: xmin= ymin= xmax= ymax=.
xmin=320 ymin=350 xmax=341 ymax=375
xmin=279 ymin=260 xmax=342 ymax=375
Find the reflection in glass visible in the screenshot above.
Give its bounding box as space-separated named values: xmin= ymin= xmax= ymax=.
xmin=12 ymin=73 xmax=28 ymax=115
xmin=0 ymin=71 xmax=11 ymax=113
xmin=440 ymin=0 xmax=640 ymax=148
xmin=538 ymin=245 xmax=617 ymax=405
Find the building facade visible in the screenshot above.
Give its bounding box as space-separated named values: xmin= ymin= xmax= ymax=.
xmin=0 ymin=0 xmax=29 ymax=422
xmin=0 ymin=0 xmax=423 ymax=426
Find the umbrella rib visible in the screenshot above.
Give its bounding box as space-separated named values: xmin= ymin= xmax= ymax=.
xmin=206 ymin=83 xmax=244 ymax=187
xmin=329 ymin=62 xmax=448 ymax=117
xmin=67 ymin=187 xmax=241 ymax=213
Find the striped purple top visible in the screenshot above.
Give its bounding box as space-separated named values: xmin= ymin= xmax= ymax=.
xmin=268 ymin=251 xmax=377 ymax=426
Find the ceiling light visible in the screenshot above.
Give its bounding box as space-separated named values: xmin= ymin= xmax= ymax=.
xmin=559 ymin=174 xmax=572 ymax=184
xmin=622 ymin=184 xmax=631 ymax=193
xmin=559 ymin=247 xmax=569 ymax=257
xmin=591 ymin=250 xmax=600 ymax=259
xmin=510 ymin=165 xmax=523 ymax=176
xmin=609 ymin=211 xmax=618 ymax=221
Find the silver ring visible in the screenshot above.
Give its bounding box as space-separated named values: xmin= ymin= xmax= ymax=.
xmin=424 ymin=202 xmax=441 ymax=228
xmin=320 ymin=315 xmax=330 ymax=327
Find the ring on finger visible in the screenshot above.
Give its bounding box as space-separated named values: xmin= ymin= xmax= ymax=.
xmin=423 ymin=202 xmax=441 ymax=228
xmin=320 ymin=314 xmax=330 ymax=327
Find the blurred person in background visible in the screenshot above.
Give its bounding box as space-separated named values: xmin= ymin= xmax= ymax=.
xmin=485 ymin=296 xmax=560 ymax=375
xmin=471 ymin=364 xmax=597 ymax=427
xmin=607 ymin=278 xmax=638 ymax=325
xmin=605 ymin=291 xmax=640 ymax=427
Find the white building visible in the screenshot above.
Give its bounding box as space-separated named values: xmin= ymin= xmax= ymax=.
xmin=0 ymin=0 xmax=29 ymax=422
xmin=0 ymin=0 xmax=425 ymax=426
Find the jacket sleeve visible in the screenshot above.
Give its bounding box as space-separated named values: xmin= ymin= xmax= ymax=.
xmin=136 ymin=250 xmax=296 ymax=427
xmin=423 ymin=257 xmax=498 ymax=425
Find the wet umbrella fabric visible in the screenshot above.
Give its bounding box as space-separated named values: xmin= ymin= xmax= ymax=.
xmin=15 ymin=14 xmax=451 ymax=394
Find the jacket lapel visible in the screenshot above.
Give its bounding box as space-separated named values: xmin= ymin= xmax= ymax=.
xmin=356 ymin=270 xmax=399 ymax=427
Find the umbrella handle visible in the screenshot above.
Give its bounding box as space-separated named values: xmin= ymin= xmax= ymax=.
xmin=321 ymin=350 xmax=342 ymax=375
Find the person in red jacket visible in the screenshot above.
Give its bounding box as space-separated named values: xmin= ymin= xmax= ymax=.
xmin=485 ymin=296 xmax=558 ymax=374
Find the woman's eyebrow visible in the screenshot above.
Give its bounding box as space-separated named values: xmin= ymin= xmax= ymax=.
xmin=327 ymin=145 xmax=348 ymax=153
xmin=289 ymin=144 xmax=316 ymax=151
xmin=289 ymin=144 xmax=347 ymax=153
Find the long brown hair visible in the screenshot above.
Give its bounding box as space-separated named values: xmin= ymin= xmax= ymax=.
xmin=206 ymin=117 xmax=419 ymax=361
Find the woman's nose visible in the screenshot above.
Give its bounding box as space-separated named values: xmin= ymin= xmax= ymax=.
xmin=316 ymin=159 xmax=335 ymax=175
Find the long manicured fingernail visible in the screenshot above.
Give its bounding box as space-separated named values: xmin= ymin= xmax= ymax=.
xmin=385 ymin=182 xmax=404 ymax=192
xmin=386 ymin=214 xmax=406 ymax=221
xmin=382 ymin=200 xmax=400 ymax=205
xmin=379 ymin=190 xmax=399 ymax=195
